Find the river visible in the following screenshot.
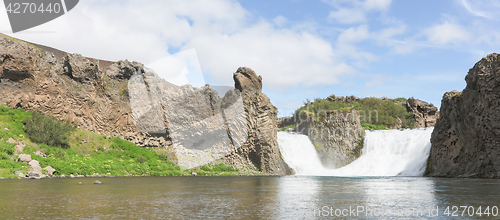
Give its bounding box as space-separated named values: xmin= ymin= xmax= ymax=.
xmin=0 ymin=176 xmax=499 ymax=219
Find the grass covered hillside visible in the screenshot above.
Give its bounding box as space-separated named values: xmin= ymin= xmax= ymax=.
xmin=293 ymin=96 xmax=416 ymax=130
xmin=0 ymin=106 xmax=242 ymax=178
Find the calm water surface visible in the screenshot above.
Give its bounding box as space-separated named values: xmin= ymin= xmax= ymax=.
xmin=0 ymin=176 xmax=499 ymax=219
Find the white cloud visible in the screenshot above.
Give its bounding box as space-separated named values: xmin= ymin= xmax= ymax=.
xmin=0 ymin=0 xmax=355 ymax=90
xmin=186 ymin=21 xmax=355 ymax=87
xmin=387 ymin=40 xmax=419 ymax=54
xmin=338 ymin=24 xmax=370 ymax=43
xmin=425 ymin=21 xmax=471 ymax=45
xmin=273 ymin=16 xmax=288 ymax=27
xmin=459 ymin=0 xmax=500 ymax=19
xmin=327 ymin=0 xmax=392 ymax=24
xmin=328 ymin=8 xmax=366 ymax=24
xmin=146 ymin=49 xmax=206 ymax=88
xmin=362 ymin=0 xmax=392 ymax=11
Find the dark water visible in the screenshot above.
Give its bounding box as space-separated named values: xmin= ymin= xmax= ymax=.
xmin=0 ymin=176 xmax=499 ymax=219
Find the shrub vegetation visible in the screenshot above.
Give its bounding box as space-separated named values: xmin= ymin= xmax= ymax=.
xmin=25 ymin=112 xmax=75 ymax=149
xmin=293 ymin=97 xmax=415 ymax=129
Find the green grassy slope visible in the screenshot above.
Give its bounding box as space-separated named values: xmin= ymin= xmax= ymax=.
xmin=293 ymin=97 xmax=415 ymax=130
xmin=0 ymin=106 xmax=244 ymax=178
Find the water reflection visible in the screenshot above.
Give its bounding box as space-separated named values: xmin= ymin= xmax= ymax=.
xmin=277 ymin=176 xmax=321 ymax=219
xmin=0 ymin=177 xmax=498 ymax=219
xmin=359 ymin=177 xmax=437 ymax=219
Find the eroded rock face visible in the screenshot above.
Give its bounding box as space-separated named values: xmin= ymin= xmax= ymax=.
xmin=222 ymin=67 xmax=291 ymax=175
xmin=426 ymin=53 xmax=500 ymax=178
xmin=405 ymin=97 xmax=439 ymax=127
xmin=0 ymin=34 xmax=167 ymax=149
xmin=296 ymin=110 xmax=365 ymax=168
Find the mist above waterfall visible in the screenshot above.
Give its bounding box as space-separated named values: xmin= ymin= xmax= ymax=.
xmin=278 ymin=128 xmax=433 ymax=177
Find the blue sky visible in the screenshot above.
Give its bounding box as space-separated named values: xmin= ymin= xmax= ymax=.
xmin=1 ymin=0 xmax=500 ymax=117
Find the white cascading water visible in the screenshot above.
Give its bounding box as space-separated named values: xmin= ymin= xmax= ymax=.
xmin=277 ymin=127 xmax=433 ymax=177
xmin=277 ymin=132 xmax=330 ymax=175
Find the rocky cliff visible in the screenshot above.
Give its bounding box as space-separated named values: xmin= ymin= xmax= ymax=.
xmin=426 ymin=53 xmax=500 ymax=178
xmin=221 ymin=67 xmax=291 ymax=174
xmin=0 ymin=34 xmax=144 ymax=141
xmin=0 ymin=34 xmax=289 ymax=174
xmin=295 ymin=109 xmax=365 ymax=168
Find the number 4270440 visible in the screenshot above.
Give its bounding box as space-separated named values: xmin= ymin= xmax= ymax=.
xmin=6 ymin=2 xmax=62 ymax=14
xmin=443 ymin=206 xmax=498 ymax=217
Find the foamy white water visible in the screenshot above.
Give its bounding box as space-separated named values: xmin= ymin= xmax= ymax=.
xmin=277 ymin=128 xmax=433 ymax=177
xmin=277 ymin=132 xmax=330 ymax=175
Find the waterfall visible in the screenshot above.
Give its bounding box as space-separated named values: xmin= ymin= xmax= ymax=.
xmin=277 ymin=128 xmax=433 ymax=177
xmin=277 ymin=132 xmax=330 ymax=175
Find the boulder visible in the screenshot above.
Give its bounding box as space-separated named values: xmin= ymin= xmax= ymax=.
xmin=7 ymin=138 xmax=15 ymax=144
xmin=34 ymin=151 xmax=47 ymax=158
xmin=44 ymin=166 xmax=55 ymax=176
xmin=233 ymin=67 xmax=262 ymax=92
xmin=404 ymin=97 xmax=439 ymax=127
xmin=17 ymin=154 xmax=31 ymax=163
xmin=14 ymin=141 xmax=25 ymax=153
xmin=105 ymin=60 xmax=141 ymax=79
xmin=63 ymin=53 xmax=99 ymax=82
xmin=27 ymin=160 xmax=43 ymax=178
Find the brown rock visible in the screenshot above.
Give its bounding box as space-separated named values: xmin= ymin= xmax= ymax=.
xmin=44 ymin=166 xmax=56 ymax=176
xmin=27 ymin=160 xmax=44 ymax=178
xmin=14 ymin=141 xmax=25 ymax=153
xmin=233 ymin=67 xmax=262 ymax=92
xmin=296 ymin=110 xmax=365 ymax=168
xmin=222 ymin=67 xmax=291 ymax=175
xmin=405 ymin=97 xmax=439 ymax=127
xmin=35 ymin=151 xmax=47 ymax=158
xmin=17 ymin=154 xmax=31 ymax=163
xmin=427 ymin=53 xmax=500 ymax=178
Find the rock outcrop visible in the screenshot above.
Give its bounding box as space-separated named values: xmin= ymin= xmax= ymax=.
xmin=221 ymin=67 xmax=291 ymax=174
xmin=0 ymin=34 xmax=157 ymax=145
xmin=426 ymin=53 xmax=500 ymax=178
xmin=404 ymin=97 xmax=439 ymax=127
xmin=296 ymin=110 xmax=365 ymax=168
